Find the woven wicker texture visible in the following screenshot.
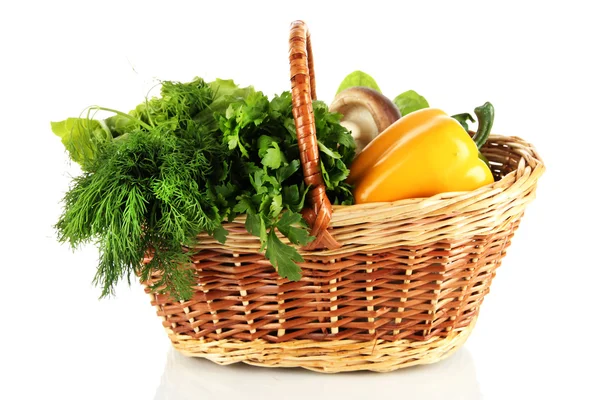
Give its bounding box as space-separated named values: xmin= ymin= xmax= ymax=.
xmin=142 ymin=20 xmax=545 ymax=372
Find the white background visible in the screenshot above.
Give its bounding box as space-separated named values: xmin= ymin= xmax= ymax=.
xmin=1 ymin=1 xmax=598 ymax=399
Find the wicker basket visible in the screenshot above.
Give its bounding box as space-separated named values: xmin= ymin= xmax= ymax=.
xmin=142 ymin=20 xmax=545 ymax=373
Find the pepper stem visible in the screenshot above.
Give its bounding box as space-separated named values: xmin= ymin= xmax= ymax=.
xmin=472 ymin=102 xmax=494 ymax=149
xmin=451 ymin=112 xmax=475 ymax=132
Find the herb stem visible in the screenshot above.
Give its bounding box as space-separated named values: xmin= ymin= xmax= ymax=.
xmin=91 ymin=106 xmax=153 ymax=131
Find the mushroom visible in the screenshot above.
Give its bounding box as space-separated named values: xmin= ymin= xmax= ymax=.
xmin=329 ymin=87 xmax=401 ymax=154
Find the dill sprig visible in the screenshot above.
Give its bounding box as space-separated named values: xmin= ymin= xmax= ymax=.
xmin=57 ymin=125 xmax=225 ymax=299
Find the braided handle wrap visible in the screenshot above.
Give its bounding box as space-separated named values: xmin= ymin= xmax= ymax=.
xmin=289 ymin=20 xmax=340 ymax=250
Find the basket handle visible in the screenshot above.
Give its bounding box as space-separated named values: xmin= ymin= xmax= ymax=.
xmin=289 ymin=20 xmax=340 ymax=250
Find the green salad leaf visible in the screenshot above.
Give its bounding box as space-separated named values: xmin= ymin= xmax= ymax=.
xmin=51 ymin=118 xmax=112 ymax=165
xmin=336 ymin=70 xmax=381 ymax=94
xmin=393 ymin=90 xmax=430 ymax=116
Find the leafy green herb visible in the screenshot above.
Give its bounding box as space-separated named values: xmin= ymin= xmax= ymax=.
xmin=265 ymin=229 xmax=304 ymax=281
xmin=336 ymin=70 xmax=381 ymax=94
xmin=53 ymin=77 xmax=355 ymax=300
xmin=261 ymin=142 xmax=285 ymax=169
xmin=276 ymin=211 xmax=313 ymax=245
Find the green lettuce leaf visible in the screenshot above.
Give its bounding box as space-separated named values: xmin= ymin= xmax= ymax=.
xmin=393 ymin=90 xmax=429 ymax=116
xmin=50 ymin=118 xmax=112 ymax=166
xmin=336 ymin=70 xmax=381 ymax=94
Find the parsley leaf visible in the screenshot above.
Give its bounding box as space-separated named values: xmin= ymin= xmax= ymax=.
xmin=245 ymin=211 xmax=267 ymax=246
xmin=212 ymin=226 xmax=229 ymax=244
xmin=276 ymin=211 xmax=313 ymax=246
xmin=276 ymin=159 xmax=300 ymax=182
xmin=269 ymin=194 xmax=283 ymax=218
xmin=265 ymin=229 xmax=303 ymax=281
xmin=261 ymin=142 xmax=284 ymax=169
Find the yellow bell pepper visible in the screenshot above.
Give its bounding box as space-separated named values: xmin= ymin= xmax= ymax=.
xmin=348 ymin=106 xmax=495 ymax=204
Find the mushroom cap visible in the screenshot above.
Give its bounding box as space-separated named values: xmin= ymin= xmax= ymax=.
xmin=329 ymin=87 xmax=401 ymax=153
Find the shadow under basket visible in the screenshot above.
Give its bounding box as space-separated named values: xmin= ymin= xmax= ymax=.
xmin=142 ymin=21 xmax=545 ymax=373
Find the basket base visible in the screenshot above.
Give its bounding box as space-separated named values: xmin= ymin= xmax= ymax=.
xmin=168 ymin=317 xmax=476 ymax=373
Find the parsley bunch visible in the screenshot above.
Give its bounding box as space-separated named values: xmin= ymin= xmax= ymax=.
xmin=53 ymin=77 xmax=355 ymax=300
